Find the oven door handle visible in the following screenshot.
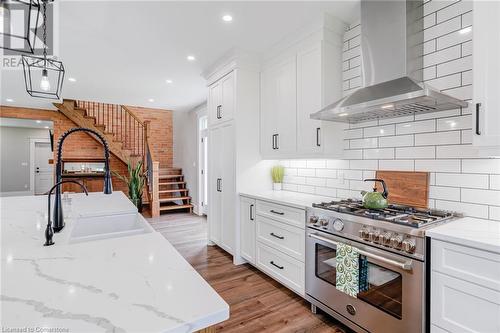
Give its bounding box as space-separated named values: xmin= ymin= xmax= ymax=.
xmin=308 ymin=233 xmax=413 ymax=271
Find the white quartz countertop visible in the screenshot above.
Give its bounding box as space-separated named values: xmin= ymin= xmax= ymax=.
xmin=426 ymin=217 xmax=500 ymax=254
xmin=239 ymin=190 xmax=335 ymax=209
xmin=0 ymin=193 xmax=229 ymax=332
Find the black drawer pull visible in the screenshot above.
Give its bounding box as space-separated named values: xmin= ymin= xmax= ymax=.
xmin=270 ymin=232 xmax=284 ymax=240
xmin=270 ymin=261 xmax=284 ymax=270
xmin=476 ymin=103 xmax=481 ymax=135
xmin=270 ymin=209 xmax=284 ymax=215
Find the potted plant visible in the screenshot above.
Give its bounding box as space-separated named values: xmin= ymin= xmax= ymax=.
xmin=113 ymin=160 xmax=147 ymax=212
xmin=271 ymin=165 xmax=285 ymax=191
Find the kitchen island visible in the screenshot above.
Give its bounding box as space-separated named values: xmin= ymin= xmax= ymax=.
xmin=0 ymin=192 xmax=229 ymax=333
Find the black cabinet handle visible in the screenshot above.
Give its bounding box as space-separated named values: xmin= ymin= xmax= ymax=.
xmin=270 ymin=232 xmax=284 ymax=240
xmin=476 ymin=103 xmax=481 ymax=135
xmin=270 ymin=209 xmax=284 ymax=215
xmin=270 ymin=261 xmax=284 ymax=270
xmin=275 ymin=134 xmax=279 ymax=149
xmin=272 ymin=134 xmax=278 ymax=150
xmin=216 ymin=105 xmax=222 ymax=119
xmin=316 ymin=127 xmax=321 ymax=147
xmin=250 ymin=204 xmax=254 ymax=221
xmin=216 ymin=178 xmax=222 ymax=192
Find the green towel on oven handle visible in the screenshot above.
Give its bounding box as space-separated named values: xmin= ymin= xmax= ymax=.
xmin=335 ymin=242 xmax=360 ymax=297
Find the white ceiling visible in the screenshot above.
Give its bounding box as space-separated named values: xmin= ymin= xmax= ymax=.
xmin=1 ymin=1 xmax=360 ymax=112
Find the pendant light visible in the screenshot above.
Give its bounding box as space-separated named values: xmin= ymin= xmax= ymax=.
xmin=22 ymin=0 xmax=65 ymax=99
xmin=0 ymin=0 xmax=41 ymax=54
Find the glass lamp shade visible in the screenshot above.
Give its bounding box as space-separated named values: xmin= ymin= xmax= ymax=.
xmin=22 ymin=54 xmax=65 ymax=99
xmin=0 ymin=0 xmax=41 ymax=54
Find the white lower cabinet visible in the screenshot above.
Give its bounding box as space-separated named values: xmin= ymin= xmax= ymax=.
xmin=431 ymin=239 xmax=500 ymax=333
xmin=239 ymin=195 xmax=306 ymax=296
xmin=240 ymin=196 xmax=256 ymax=264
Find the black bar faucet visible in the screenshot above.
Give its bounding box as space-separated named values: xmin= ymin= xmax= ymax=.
xmin=53 ymin=127 xmax=113 ymax=232
xmin=45 ymin=180 xmax=88 ymax=246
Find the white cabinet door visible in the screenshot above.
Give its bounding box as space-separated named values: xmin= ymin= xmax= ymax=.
xmin=260 ymin=56 xmax=297 ymax=157
xmin=297 ymin=45 xmax=323 ymax=155
xmin=208 ymin=82 xmax=221 ymax=126
xmin=208 ymin=126 xmax=222 ymax=244
xmin=240 ymin=196 xmax=256 ymax=263
xmin=220 ymin=122 xmax=235 ymax=254
xmin=208 ymin=72 xmax=235 ymax=126
xmin=473 ymin=1 xmax=500 ymax=149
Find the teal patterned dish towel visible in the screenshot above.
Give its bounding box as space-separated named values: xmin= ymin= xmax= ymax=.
xmin=336 ymin=242 xmax=360 ymax=297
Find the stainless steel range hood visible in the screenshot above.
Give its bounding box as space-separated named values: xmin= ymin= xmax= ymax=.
xmin=310 ymin=0 xmax=468 ymax=123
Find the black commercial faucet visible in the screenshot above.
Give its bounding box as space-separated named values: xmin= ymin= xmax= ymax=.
xmin=52 ymin=127 xmax=113 ymax=233
xmin=45 ymin=180 xmax=88 ymax=246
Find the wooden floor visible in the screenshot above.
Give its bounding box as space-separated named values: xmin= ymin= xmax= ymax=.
xmin=146 ymin=213 xmax=352 ymax=333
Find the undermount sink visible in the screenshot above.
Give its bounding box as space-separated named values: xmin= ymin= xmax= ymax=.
xmin=69 ymin=213 xmax=153 ymax=244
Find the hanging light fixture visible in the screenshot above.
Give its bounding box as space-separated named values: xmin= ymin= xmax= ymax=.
xmin=0 ymin=0 xmax=41 ymax=54
xmin=22 ymin=0 xmax=65 ymax=99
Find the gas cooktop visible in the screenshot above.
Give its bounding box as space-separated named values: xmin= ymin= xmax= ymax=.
xmin=312 ymin=199 xmax=456 ymax=228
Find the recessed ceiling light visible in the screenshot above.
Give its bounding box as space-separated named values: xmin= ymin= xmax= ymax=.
xmin=222 ymin=15 xmax=233 ymax=22
xmin=338 ymin=113 xmax=349 ymax=117
xmin=187 ymin=55 xmax=196 ymax=61
xmin=44 ymin=126 xmax=49 ymax=129
xmin=381 ymin=104 xmax=394 ymax=109
xmin=5 ymin=98 xmax=14 ymax=102
xmin=68 ymin=77 xmax=76 ymax=82
xmin=148 ymin=98 xmax=155 ymax=103
xmin=166 ymin=79 xmax=173 ymax=84
xmin=36 ymin=120 xmax=42 ymax=123
xmin=459 ymin=26 xmax=472 ymax=35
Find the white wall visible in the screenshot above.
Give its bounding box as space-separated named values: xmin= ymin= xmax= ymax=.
xmin=173 ymin=103 xmax=206 ymax=213
xmin=281 ymin=0 xmax=500 ymax=221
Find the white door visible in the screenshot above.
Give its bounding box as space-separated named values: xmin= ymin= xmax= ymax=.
xmin=240 ymin=196 xmax=256 ymax=264
xmin=208 ymin=126 xmax=222 ymax=244
xmin=220 ymin=72 xmax=235 ymax=122
xmin=220 ymin=123 xmax=235 ymax=254
xmin=34 ymin=142 xmax=53 ymax=194
xmin=208 ymin=82 xmax=221 ymax=126
xmin=200 ymin=132 xmax=208 ymax=215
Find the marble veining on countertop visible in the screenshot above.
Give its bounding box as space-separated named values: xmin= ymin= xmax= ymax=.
xmin=1 ymin=193 xmax=229 ymax=333
xmin=239 ymin=190 xmax=336 ymax=209
xmin=426 ymin=217 xmax=500 ymax=254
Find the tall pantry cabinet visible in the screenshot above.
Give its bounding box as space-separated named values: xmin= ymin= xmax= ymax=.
xmin=205 ymin=55 xmax=265 ymax=262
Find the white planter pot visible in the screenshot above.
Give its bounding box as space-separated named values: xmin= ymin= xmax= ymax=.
xmin=273 ymin=183 xmax=282 ymax=191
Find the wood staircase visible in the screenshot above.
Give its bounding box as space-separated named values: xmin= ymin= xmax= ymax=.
xmin=53 ymin=99 xmax=192 ymax=216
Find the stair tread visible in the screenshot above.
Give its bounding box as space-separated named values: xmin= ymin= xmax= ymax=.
xmin=159 ymin=189 xmax=188 ymax=193
xmin=159 ymin=181 xmax=186 ymax=185
xmin=160 ymin=204 xmax=193 ymax=211
xmin=159 ymin=196 xmax=191 ymax=202
xmin=159 ymin=175 xmax=183 ymax=179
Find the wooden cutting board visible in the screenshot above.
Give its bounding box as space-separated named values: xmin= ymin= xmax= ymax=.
xmin=374 ymin=171 xmax=429 ymax=208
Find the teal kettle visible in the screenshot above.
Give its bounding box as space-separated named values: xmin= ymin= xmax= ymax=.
xmin=360 ymin=179 xmax=389 ymax=209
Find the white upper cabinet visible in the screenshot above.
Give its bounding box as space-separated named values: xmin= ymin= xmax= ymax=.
xmin=260 ymin=16 xmax=345 ymax=159
xmin=209 ymin=72 xmax=235 ymax=126
xmin=260 ymin=56 xmax=297 ymax=157
xmin=473 ymin=1 xmax=500 ymax=155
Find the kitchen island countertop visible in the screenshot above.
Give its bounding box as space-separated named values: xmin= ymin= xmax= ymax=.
xmin=0 ymin=192 xmax=229 ymax=333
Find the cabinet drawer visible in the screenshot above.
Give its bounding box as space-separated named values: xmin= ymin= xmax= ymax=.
xmin=256 ymin=200 xmax=305 ymax=229
xmin=256 ymin=242 xmax=305 ymax=296
xmin=431 ymin=240 xmax=500 ymax=291
xmin=431 ymin=271 xmax=500 ymax=333
xmin=257 ymin=216 xmax=305 ymax=262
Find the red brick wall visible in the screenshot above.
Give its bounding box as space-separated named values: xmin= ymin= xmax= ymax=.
xmin=0 ymin=105 xmax=173 ymax=193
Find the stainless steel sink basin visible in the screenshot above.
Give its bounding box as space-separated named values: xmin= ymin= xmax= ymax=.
xmin=69 ymin=213 xmax=153 ymax=244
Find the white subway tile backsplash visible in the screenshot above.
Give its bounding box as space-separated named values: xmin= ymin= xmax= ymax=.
xmin=462 ymin=159 xmax=500 ymax=174
xmin=379 ymin=135 xmax=415 ymax=148
xmin=435 ymin=173 xmax=489 ymax=189
xmin=280 ymin=2 xmax=500 ymax=222
xmin=430 ymin=186 xmax=461 ymax=201
xmin=396 ymin=146 xmax=436 ymax=159
xmin=396 ymin=120 xmax=436 ymax=135
xmin=415 ymin=131 xmax=461 ymax=146
xmin=378 ymin=160 xmax=415 ymax=171
xmin=415 ymin=159 xmax=461 ymax=172
xmin=461 ymin=188 xmax=500 ymax=206
xmin=364 ymin=148 xmax=395 ymax=160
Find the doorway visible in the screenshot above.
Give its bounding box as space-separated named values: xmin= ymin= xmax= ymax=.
xmin=30 ymin=139 xmax=53 ymax=194
xmin=199 ymin=115 xmax=208 ymax=215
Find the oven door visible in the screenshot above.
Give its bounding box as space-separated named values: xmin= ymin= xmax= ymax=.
xmin=306 ymin=229 xmax=424 ymax=333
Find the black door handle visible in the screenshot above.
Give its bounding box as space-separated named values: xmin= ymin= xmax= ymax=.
xmin=270 ymin=209 xmax=284 ymax=215
xmin=270 ymin=261 xmax=284 ymax=270
xmin=270 ymin=232 xmax=284 ymax=240
xmin=476 ymin=103 xmax=481 ymax=135
xmin=316 ymin=127 xmax=321 ymax=147
xmin=250 ymin=204 xmax=254 ymax=221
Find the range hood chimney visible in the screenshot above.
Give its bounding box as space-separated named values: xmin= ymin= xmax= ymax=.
xmin=310 ymin=0 xmax=468 ymax=123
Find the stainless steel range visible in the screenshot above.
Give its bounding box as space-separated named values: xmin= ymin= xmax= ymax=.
xmin=305 ymin=199 xmax=460 ymax=333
